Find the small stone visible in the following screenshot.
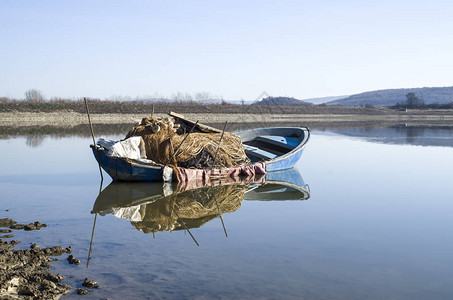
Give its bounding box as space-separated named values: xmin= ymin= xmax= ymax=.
xmin=65 ymin=246 xmax=72 ymax=253
xmin=82 ymin=278 xmax=100 ymax=289
xmin=77 ymin=288 xmax=88 ymax=295
xmin=45 ymin=273 xmax=65 ymax=283
xmin=67 ymin=255 xmax=74 ymax=263
xmin=41 ymin=261 xmax=51 ymax=267
xmin=10 ymin=224 xmax=25 ymax=230
xmin=18 ymin=286 xmax=36 ymax=297
xmin=0 ymin=234 xmax=13 ymax=238
xmin=24 ymin=224 xmax=35 ymax=231
xmin=67 ymin=254 xmax=81 ymax=265
xmin=40 ymin=279 xmax=57 ymax=290
xmin=34 ymin=221 xmax=47 ymax=229
xmin=31 ymin=243 xmax=40 ymax=249
xmin=0 ymin=229 xmax=12 ymax=233
xmin=0 ymin=218 xmax=16 ymax=227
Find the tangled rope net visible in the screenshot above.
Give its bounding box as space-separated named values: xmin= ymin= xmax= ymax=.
xmin=125 ymin=116 xmax=250 ymax=168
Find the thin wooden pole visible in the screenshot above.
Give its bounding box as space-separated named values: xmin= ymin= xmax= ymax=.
xmin=211 ymin=121 xmax=228 ymax=170
xmin=153 ymin=121 xmax=200 ymax=181
xmin=84 ymin=97 xmax=97 ymax=148
xmin=168 ymin=120 xmax=199 ymax=163
xmin=84 ymin=97 xmax=104 ymax=181
xmin=168 ymin=138 xmax=176 ymax=166
xmin=210 ymin=121 xmax=228 ymax=237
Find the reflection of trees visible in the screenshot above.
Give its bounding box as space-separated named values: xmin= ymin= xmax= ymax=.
xmin=405 ymin=127 xmax=425 ymax=143
xmin=394 ymin=126 xmax=425 ymax=143
xmin=402 ymin=127 xmax=425 ymax=144
xmin=25 ymin=135 xmax=45 ymax=148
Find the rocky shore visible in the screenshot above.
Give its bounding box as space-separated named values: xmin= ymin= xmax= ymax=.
xmin=0 ymin=218 xmax=99 ymax=299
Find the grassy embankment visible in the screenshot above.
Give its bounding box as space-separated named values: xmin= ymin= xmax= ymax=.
xmin=1 ymin=99 xmax=452 ymax=137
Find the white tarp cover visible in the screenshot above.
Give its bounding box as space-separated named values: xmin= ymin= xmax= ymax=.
xmin=97 ymin=138 xmax=116 ymax=150
xmin=98 ymin=137 xmax=147 ymax=160
xmin=98 ymin=137 xmax=171 ymax=180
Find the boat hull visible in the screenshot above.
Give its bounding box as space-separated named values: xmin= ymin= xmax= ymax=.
xmin=92 ymin=127 xmax=310 ymax=181
xmin=235 ymin=127 xmax=310 ymax=171
xmin=92 ymin=147 xmax=163 ymax=181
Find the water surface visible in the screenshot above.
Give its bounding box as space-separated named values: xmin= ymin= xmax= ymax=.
xmin=1 ymin=126 xmax=452 ymax=299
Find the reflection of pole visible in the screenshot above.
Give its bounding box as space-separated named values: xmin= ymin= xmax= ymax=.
xmin=86 ymin=213 xmax=97 ymax=268
xmin=170 ymin=202 xmax=199 ymax=246
xmin=87 ymin=175 xmax=103 ymax=268
xmin=84 ymin=97 xmax=104 ymax=181
xmin=215 ymin=200 xmax=228 ymax=238
xmin=211 ymin=121 xmax=228 ymax=237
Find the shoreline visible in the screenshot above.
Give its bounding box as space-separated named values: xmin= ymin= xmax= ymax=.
xmin=1 ymin=111 xmax=452 ymax=127
xmin=0 ymin=218 xmax=72 ymax=298
xmin=0 ymin=218 xmax=100 ymax=298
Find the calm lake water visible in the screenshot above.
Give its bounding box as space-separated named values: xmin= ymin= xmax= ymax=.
xmin=1 ymin=125 xmax=453 ymax=299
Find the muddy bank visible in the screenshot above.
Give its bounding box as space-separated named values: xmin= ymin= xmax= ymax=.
xmin=0 ymin=218 xmax=99 ymax=299
xmin=0 ymin=218 xmax=71 ymax=298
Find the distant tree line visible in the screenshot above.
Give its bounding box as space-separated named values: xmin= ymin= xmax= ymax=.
xmin=0 ymin=91 xmax=388 ymax=115
xmin=392 ymin=92 xmax=453 ymax=109
xmin=329 ymin=86 xmax=453 ymax=107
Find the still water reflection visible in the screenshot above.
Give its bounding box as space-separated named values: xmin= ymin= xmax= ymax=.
xmin=1 ymin=125 xmax=453 ymax=299
xmin=324 ymin=125 xmax=453 ymax=147
xmin=92 ymin=169 xmax=309 ymax=239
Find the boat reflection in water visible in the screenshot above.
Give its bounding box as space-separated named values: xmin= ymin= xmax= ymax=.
xmin=91 ymin=167 xmax=310 ymax=238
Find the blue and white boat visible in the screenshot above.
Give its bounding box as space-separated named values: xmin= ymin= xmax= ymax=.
xmin=236 ymin=127 xmax=310 ymax=172
xmin=91 ymin=125 xmax=310 ymax=182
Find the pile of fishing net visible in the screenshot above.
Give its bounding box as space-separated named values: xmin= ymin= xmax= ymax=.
xmin=131 ymin=184 xmax=246 ymax=233
xmin=125 ymin=116 xmax=250 ymax=168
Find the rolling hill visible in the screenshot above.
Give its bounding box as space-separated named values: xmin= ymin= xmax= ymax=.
xmin=326 ymin=86 xmax=453 ymax=107
xmin=254 ymin=96 xmax=313 ymax=106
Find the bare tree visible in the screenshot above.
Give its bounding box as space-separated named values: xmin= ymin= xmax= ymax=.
xmin=25 ymin=89 xmax=45 ymax=102
xmin=194 ymin=92 xmax=211 ymax=101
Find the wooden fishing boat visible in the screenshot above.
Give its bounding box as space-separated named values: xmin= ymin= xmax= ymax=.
xmin=235 ymin=127 xmax=310 ymax=172
xmin=91 ymin=115 xmax=310 ymax=182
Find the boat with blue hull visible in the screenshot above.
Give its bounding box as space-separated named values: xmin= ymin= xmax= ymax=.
xmin=236 ymin=127 xmax=310 ymax=172
xmin=91 ymin=125 xmax=310 ymax=182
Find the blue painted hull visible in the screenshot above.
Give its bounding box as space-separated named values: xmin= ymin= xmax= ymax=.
xmin=235 ymin=127 xmax=310 ymax=172
xmin=92 ymin=146 xmax=164 ymax=181
xmin=92 ymin=127 xmax=310 ymax=181
xmin=265 ymin=146 xmax=305 ymax=171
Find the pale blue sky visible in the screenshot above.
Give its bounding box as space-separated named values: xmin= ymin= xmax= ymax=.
xmin=1 ymin=0 xmax=453 ymax=100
